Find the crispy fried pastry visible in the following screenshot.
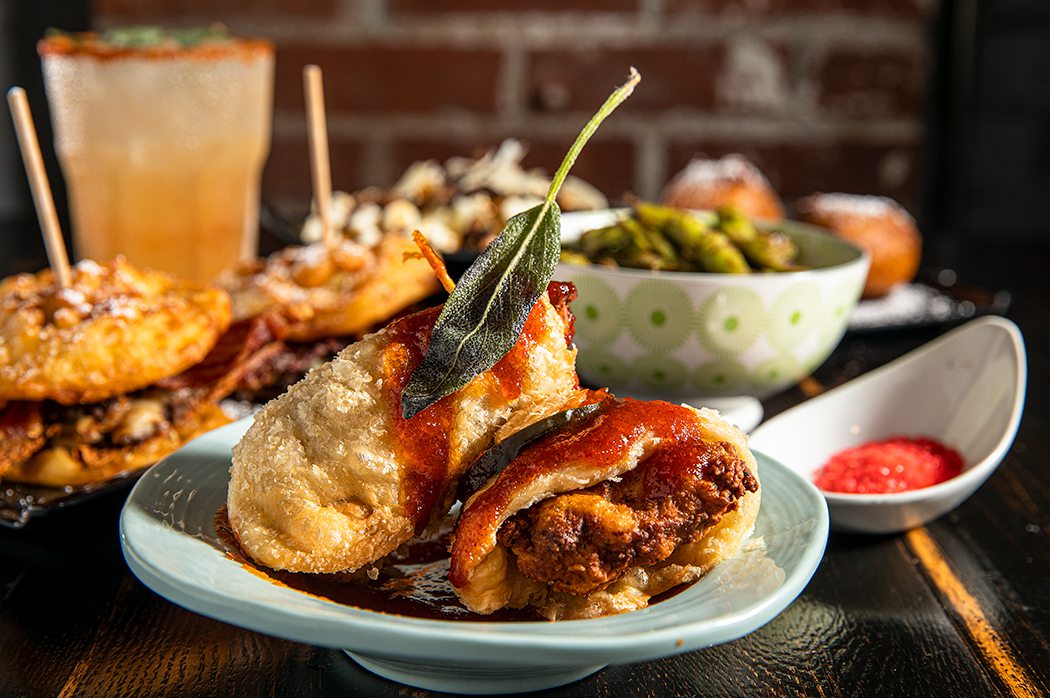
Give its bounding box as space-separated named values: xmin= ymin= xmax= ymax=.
xmin=0 ymin=402 xmax=45 ymax=479
xmin=5 ymin=398 xmax=230 ymax=487
xmin=227 ymin=288 xmax=581 ymax=574
xmin=663 ymin=154 xmax=784 ymax=221
xmin=796 ymin=192 xmax=921 ymax=298
xmin=449 ymin=398 xmax=760 ymax=620
xmin=0 ymin=312 xmax=289 ymax=487
xmin=0 ymin=258 xmax=231 ymax=405
xmin=218 ymin=235 xmax=439 ymax=343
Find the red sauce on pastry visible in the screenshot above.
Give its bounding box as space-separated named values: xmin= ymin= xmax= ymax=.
xmin=450 ymin=398 xmax=724 ymax=588
xmin=488 ymin=301 xmax=548 ymax=402
xmin=384 ymin=283 xmax=576 ymax=534
xmin=813 ymin=436 xmax=964 ymax=494
xmin=383 ymin=307 xmax=455 ymax=535
xmin=545 ymin=280 xmax=577 ymax=347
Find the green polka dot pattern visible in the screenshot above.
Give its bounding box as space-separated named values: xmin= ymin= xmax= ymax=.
xmin=570 ymin=275 xmax=623 ymax=344
xmin=753 ymin=354 xmax=802 ymax=389
xmin=819 ymin=278 xmax=863 ymax=346
xmin=692 ymin=359 xmax=751 ymax=395
xmin=696 ymin=287 xmax=766 ymax=357
xmin=631 ymin=354 xmax=689 ymax=392
xmin=623 ymin=280 xmax=694 ymax=351
xmin=767 ymin=282 xmax=822 ymax=351
xmin=576 ymin=348 xmax=631 ymax=386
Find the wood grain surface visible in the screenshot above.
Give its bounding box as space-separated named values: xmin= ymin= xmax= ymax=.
xmin=1 ymin=243 xmax=1047 ymax=698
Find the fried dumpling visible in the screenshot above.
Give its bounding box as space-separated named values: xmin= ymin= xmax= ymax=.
xmin=227 ymin=284 xmax=581 ymax=574
xmin=449 ymin=397 xmax=760 ymax=620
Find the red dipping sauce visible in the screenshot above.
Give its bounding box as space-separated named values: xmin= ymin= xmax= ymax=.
xmin=813 ymin=436 xmax=964 ymax=494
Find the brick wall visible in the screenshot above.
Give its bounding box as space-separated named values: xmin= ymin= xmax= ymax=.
xmin=94 ymin=0 xmax=934 ymax=218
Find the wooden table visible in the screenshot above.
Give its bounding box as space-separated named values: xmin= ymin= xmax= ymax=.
xmin=1 ymin=242 xmax=1046 ymax=697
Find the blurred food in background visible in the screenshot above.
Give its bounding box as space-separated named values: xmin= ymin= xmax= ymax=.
xmin=561 ymin=203 xmax=801 ymax=274
xmin=299 ymin=140 xmax=608 ymax=254
xmin=0 ymin=258 xmax=246 ymax=487
xmin=218 ymin=230 xmax=437 ymax=353
xmin=662 ymin=154 xmax=784 ymax=222
xmin=38 ymin=26 xmax=274 ymax=282
xmin=797 ymin=192 xmax=921 ymax=298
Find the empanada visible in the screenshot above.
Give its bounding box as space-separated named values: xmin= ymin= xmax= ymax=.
xmin=449 ymin=397 xmax=760 ymax=620
xmin=227 ymin=286 xmax=582 ymax=574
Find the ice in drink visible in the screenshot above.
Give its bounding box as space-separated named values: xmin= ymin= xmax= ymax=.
xmin=39 ymin=27 xmax=274 ymax=282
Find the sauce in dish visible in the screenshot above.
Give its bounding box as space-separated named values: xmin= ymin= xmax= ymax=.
xmin=213 ymin=506 xmax=539 ymax=621
xmin=213 ymin=506 xmax=687 ymax=621
xmin=813 ymin=436 xmax=964 ymax=494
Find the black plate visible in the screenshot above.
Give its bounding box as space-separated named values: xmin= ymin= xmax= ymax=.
xmin=0 ymin=470 xmax=142 ymax=529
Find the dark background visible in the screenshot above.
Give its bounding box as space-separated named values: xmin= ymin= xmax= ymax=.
xmin=1 ymin=0 xmax=1049 ymax=275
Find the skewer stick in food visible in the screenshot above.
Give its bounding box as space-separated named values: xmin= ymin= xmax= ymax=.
xmin=7 ymin=87 xmax=71 ymax=288
xmin=303 ymin=64 xmax=334 ymax=249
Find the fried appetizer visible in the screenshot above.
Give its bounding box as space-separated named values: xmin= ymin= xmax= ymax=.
xmin=449 ymin=398 xmax=760 ymax=620
xmin=0 ymin=313 xmax=288 ymax=487
xmin=0 ymin=402 xmax=45 ymax=479
xmin=797 ymin=192 xmax=921 ymax=298
xmin=6 ymin=398 xmax=229 ymax=487
xmin=0 ymin=258 xmax=231 ymax=405
xmin=663 ymin=154 xmax=784 ymax=221
xmin=227 ymin=285 xmax=581 ymax=574
xmin=218 ymin=235 xmax=439 ymax=343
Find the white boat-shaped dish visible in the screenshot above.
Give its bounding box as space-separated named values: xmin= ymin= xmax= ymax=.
xmin=750 ymin=316 xmax=1026 ymax=534
xmin=121 ymin=418 xmax=828 ymax=694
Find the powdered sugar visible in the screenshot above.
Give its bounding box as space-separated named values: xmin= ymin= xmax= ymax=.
xmin=671 ymin=154 xmax=771 ymax=187
xmin=802 ymin=193 xmax=912 ymax=222
xmin=848 ymin=283 xmax=971 ymax=330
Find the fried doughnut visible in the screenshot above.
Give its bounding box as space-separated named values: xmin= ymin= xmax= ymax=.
xmin=218 ymin=235 xmax=439 ymax=343
xmin=450 ymin=398 xmax=760 ymax=620
xmin=227 ymin=288 xmax=581 ymax=574
xmin=663 ymin=154 xmax=784 ymax=221
xmin=0 ymin=258 xmax=231 ymax=405
xmin=796 ymin=193 xmax=921 ymax=298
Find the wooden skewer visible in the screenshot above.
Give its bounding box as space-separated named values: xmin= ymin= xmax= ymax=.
xmin=7 ymin=87 xmax=72 ymax=288
xmin=303 ymin=64 xmax=334 ymax=249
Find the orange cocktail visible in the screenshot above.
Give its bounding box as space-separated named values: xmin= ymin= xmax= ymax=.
xmin=39 ymin=27 xmax=274 ymax=282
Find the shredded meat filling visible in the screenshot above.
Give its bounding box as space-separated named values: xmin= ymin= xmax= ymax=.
xmin=497 ymin=440 xmax=758 ymax=596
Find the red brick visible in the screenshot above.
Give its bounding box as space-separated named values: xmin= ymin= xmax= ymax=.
xmin=665 ymin=0 xmax=930 ymax=18
xmin=95 ymin=0 xmax=338 ymax=20
xmin=666 ymin=140 xmax=922 ymax=212
xmin=527 ymin=47 xmax=724 ymax=113
xmin=816 ymin=48 xmax=923 ymax=119
xmin=274 ymin=43 xmax=502 ymax=114
xmin=389 ymin=0 xmax=636 ymax=14
xmin=263 ymin=135 xmax=365 ymax=203
xmin=393 ymin=137 xmax=636 ymax=201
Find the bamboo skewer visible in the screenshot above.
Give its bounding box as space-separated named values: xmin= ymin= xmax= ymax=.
xmin=7 ymin=87 xmax=72 ymax=288
xmin=303 ymin=64 xmax=334 ymax=249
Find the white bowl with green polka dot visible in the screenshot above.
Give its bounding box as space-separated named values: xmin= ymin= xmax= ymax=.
xmin=558 ymin=210 xmax=870 ymax=399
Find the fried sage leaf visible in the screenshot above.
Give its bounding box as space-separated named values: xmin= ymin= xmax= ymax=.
xmin=456 ymin=401 xmax=607 ymax=502
xmin=401 ymin=68 xmax=640 ymax=419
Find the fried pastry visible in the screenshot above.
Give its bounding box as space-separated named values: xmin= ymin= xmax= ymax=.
xmin=6 ymin=399 xmax=229 ymax=487
xmin=449 ymin=397 xmax=760 ymax=620
xmin=0 ymin=312 xmax=283 ymax=487
xmin=218 ymin=235 xmax=439 ymax=343
xmin=663 ymin=154 xmax=784 ymax=221
xmin=0 ymin=402 xmax=45 ymax=479
xmin=796 ymin=192 xmax=921 ymax=298
xmin=227 ymin=284 xmax=582 ymax=574
xmin=0 ymin=258 xmax=231 ymax=405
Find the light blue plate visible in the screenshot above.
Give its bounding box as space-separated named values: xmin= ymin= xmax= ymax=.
xmin=120 ymin=418 xmax=828 ymax=694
